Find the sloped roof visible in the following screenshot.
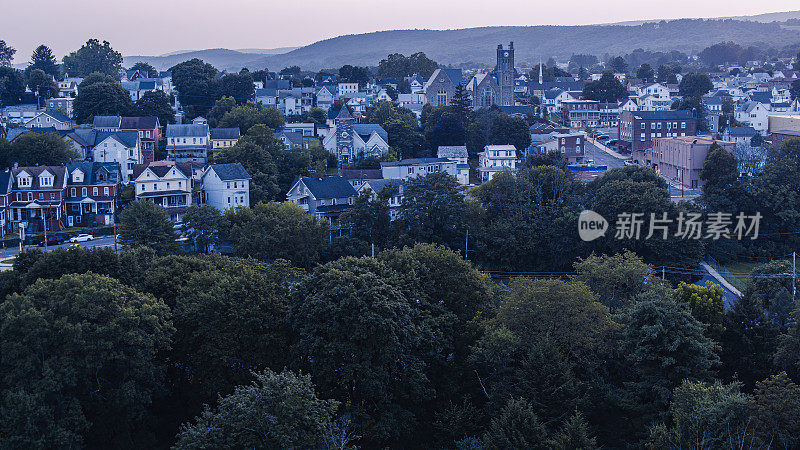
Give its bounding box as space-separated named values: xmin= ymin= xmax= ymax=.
xmin=120 ymin=116 xmax=159 ymax=130
xmin=211 ymin=128 xmax=240 ymax=140
xmin=12 ymin=166 xmax=67 ymax=190
xmin=0 ymin=170 xmax=12 ymax=196
xmin=275 ymin=131 xmax=304 ymax=146
xmin=299 ymin=176 xmax=356 ymax=199
xmin=352 ymin=124 xmax=387 ymax=143
xmin=132 ymin=160 xmax=193 ymax=180
xmin=65 ymin=161 xmax=121 ymax=186
xmin=208 ymin=163 xmax=250 ymax=181
xmin=437 ymin=146 xmax=468 ymax=159
xmin=166 ymin=123 xmax=209 ymax=138
xmin=363 ymin=178 xmax=403 ymax=194
xmin=93 ymin=115 xmax=121 ymax=129
xmin=95 ymin=130 xmax=138 ymax=148
xmin=728 ymin=126 xmax=757 ymax=137
xmin=339 ymin=169 xmax=382 ymax=181
xmin=381 ymin=157 xmax=451 ymax=167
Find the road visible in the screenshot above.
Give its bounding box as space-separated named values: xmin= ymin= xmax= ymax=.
xmin=0 ymin=235 xmax=118 ymax=260
xmin=585 ymin=140 xmax=626 ymax=169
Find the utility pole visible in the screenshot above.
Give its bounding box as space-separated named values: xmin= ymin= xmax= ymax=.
xmin=43 ymin=208 xmax=48 ymax=251
xmin=113 ymin=221 xmax=118 ymax=253
xmin=793 ymin=251 xmax=796 ymax=303
xmin=465 ymin=229 xmax=469 ymax=260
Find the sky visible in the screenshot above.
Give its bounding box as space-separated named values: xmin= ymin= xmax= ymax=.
xmin=1 ymin=1 xmax=799 ymax=62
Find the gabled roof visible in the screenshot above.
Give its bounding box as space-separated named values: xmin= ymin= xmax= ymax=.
xmin=210 ymin=128 xmax=240 ymax=140
xmin=12 ymin=166 xmax=67 ymax=190
xmin=275 ymin=131 xmax=304 ymax=146
xmin=728 ymin=126 xmax=757 ymax=137
xmin=6 ymin=126 xmax=60 ymax=142
xmin=120 ymin=116 xmax=159 ymax=130
xmin=30 ymin=110 xmax=72 ymax=123
xmin=207 ymin=163 xmax=250 ymax=181
xmin=352 ymin=124 xmax=387 ymax=143
xmin=437 ymin=146 xmax=468 ymax=159
xmin=166 ymin=123 xmax=209 ymax=138
xmin=93 ymin=115 xmax=122 ymax=129
xmin=339 ymin=169 xmax=382 ymax=181
xmin=95 ymin=130 xmax=138 ymax=148
xmin=65 ymin=161 xmax=121 ymax=186
xmin=362 ymin=178 xmax=403 ymax=194
xmin=748 ymin=91 xmax=772 ymax=104
xmin=132 ymin=160 xmax=193 ymax=180
xmin=255 ymin=88 xmax=278 ymax=98
xmin=297 ymin=176 xmax=356 ymax=199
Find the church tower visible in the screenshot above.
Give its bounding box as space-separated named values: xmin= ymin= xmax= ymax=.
xmin=334 ymin=106 xmax=354 ymax=166
xmin=496 ymin=42 xmax=515 ymax=106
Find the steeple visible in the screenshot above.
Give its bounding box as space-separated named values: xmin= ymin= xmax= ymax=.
xmin=539 ymin=59 xmax=543 ymax=85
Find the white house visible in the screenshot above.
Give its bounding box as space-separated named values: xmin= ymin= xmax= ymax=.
xmin=165 ymin=123 xmax=210 ymax=163
xmin=200 ymin=163 xmax=250 ymax=210
xmin=478 ymin=145 xmax=517 ymax=182
xmin=132 ymin=160 xmax=193 ymax=223
xmin=437 ymin=146 xmax=470 ymax=185
xmin=91 ymin=131 xmax=141 ymax=182
xmin=24 ymin=110 xmax=74 ymax=130
xmin=736 ymin=102 xmax=770 ymax=134
xmin=337 ymin=82 xmax=359 ymax=96
xmin=380 ymin=158 xmax=459 ymax=182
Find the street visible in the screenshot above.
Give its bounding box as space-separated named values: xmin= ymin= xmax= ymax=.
xmin=0 ymin=235 xmax=118 ymax=261
xmin=585 ymin=139 xmax=626 ymax=169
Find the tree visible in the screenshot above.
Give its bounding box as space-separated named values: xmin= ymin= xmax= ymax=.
xmin=207 ymin=96 xmax=237 ymax=127
xmin=0 ymin=273 xmax=173 ymax=448
xmin=0 ymin=40 xmax=15 ymax=66
xmin=608 ymin=56 xmax=628 ymax=73
xmin=26 ymin=68 xmax=59 ymax=101
xmin=62 ymin=39 xmax=123 ymax=79
xmin=452 ymin=83 xmax=473 ymax=127
xmin=73 ymin=81 xmax=134 ymax=123
xmin=339 ymin=190 xmax=392 ymax=253
xmin=423 ymin=105 xmax=466 ymax=151
xmin=28 ymin=45 xmax=59 ymax=77
xmin=701 ymin=142 xmax=742 ymax=210
xmin=489 ymin=113 xmax=531 ymax=151
xmin=221 ymin=202 xmax=329 ymax=268
xmin=548 ymin=411 xmax=599 ymax=450
xmin=305 ymin=106 xmax=327 ymax=125
xmin=77 ymin=71 xmax=116 ymax=91
xmin=481 ymin=398 xmax=549 ymax=450
xmin=364 ymin=101 xmax=426 ymax=159
xmin=289 ymin=257 xmax=442 ymax=445
xmin=0 ymin=132 xmax=79 ymax=167
xmin=647 ymin=380 xmax=755 ymax=449
xmin=790 ymin=79 xmax=800 ymax=101
xmin=213 ymin=132 xmax=281 ymax=203
xmin=582 ymin=71 xmax=628 ymax=102
xmin=181 ymin=205 xmax=221 ymax=252
xmin=129 ymin=62 xmax=158 ymax=78
xmin=674 ymin=281 xmax=725 ymax=341
xmin=376 ymin=52 xmax=438 ymax=80
xmin=170 ymin=58 xmax=218 ymax=119
xmin=720 ymin=292 xmax=779 ymax=389
xmin=0 ymin=66 xmax=25 ymax=105
xmin=657 ymin=65 xmax=678 ymax=84
xmin=678 ymin=72 xmax=713 ymax=98
xmin=135 ymin=90 xmax=175 ymax=125
xmin=218 ymin=100 xmax=284 ymax=134
xmin=174 ymin=369 xmax=338 ymax=450
xmin=117 ymin=200 xmax=177 ymax=253
xmin=215 ymin=72 xmax=255 ymax=103
xmin=338 ymin=64 xmax=370 ymax=86
xmin=636 ymin=63 xmax=655 ymax=82
xmin=751 ymin=372 xmax=800 ymax=449
xmin=573 ymin=251 xmax=654 ymax=311
xmin=398 ymin=171 xmax=468 ymax=250
xmin=619 ymin=294 xmax=720 ymax=430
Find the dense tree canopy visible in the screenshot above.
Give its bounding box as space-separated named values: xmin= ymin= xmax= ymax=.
xmin=62 ymin=39 xmax=124 ymax=79
xmin=28 ymin=45 xmax=59 ymax=77
xmin=582 ymin=71 xmax=628 ymax=102
xmin=73 ymin=81 xmax=134 ymax=123
xmin=117 ymin=200 xmax=178 ymax=253
xmin=0 ymin=132 xmax=79 ymax=167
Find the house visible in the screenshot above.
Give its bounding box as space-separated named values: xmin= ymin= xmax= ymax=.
xmin=339 ymin=168 xmax=382 ymax=189
xmin=120 ymin=116 xmax=161 ymax=164
xmin=210 ymin=127 xmax=240 ymax=153
xmin=726 ymin=126 xmax=758 ymax=145
xmin=552 ymin=132 xmax=586 ymax=163
xmin=478 ymin=145 xmax=518 ymax=182
xmin=165 ymin=123 xmax=210 ymax=164
xmin=91 ymin=131 xmax=141 ymax=183
xmin=275 ymin=131 xmax=308 ymax=149
xmin=255 ymin=88 xmax=278 ymax=108
xmin=24 ymin=110 xmax=74 ymax=130
xmin=316 ymin=86 xmax=335 ymax=110
xmin=132 ymin=160 xmax=194 ymax=223
xmin=46 ymin=97 xmax=74 ymax=116
xmin=651 ymin=137 xmax=735 ymax=188
xmin=437 ymin=146 xmax=470 ymax=185
xmin=285 ymin=122 xmax=316 ymax=137
xmin=337 ymin=82 xmax=359 ymax=97
xmin=735 ymin=102 xmax=770 ymax=134
xmin=323 ymin=107 xmax=389 ymax=165
xmin=561 ymin=99 xmax=600 ymax=128
xmin=618 ymin=110 xmax=697 ymax=165
xmin=769 ymin=114 xmax=800 ymax=147
xmin=359 ymin=178 xmax=405 ymax=220
xmin=0 ymin=104 xmax=41 ymax=126
xmin=285 ymin=176 xmax=357 ymax=228
xmin=0 ymin=170 xmax=13 ymax=236
xmin=10 ymin=166 xmax=68 ymax=233
xmin=64 ymin=162 xmax=121 ymax=227
xmin=424 ymin=68 xmax=465 ymax=106
xmin=92 ymin=115 xmax=122 ymax=132
xmin=200 ymin=163 xmax=250 ymax=211
xmin=407 ymin=74 xmax=425 ymax=94
xmin=58 ymin=77 xmax=82 ymax=97
xmin=380 ymin=158 xmax=459 ymax=183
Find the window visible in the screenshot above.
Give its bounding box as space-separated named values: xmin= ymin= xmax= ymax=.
xmin=70 ymin=188 xmax=76 ymax=196
xmin=50 ymin=193 xmax=54 ymax=200
xmin=93 ymin=187 xmax=98 ymax=196
xmin=16 ymin=193 xmax=20 ymax=201
xmin=27 ymin=193 xmax=32 ymax=201
xmin=82 ymin=187 xmax=87 ymax=197
xmin=104 ymin=187 xmax=109 ymax=196
xmin=153 ymin=184 xmax=157 ymax=190
xmin=38 ymin=193 xmax=43 ymax=200
xmin=681 ymin=122 xmax=686 ymax=129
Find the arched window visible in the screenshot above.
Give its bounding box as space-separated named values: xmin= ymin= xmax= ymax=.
xmin=437 ymin=89 xmax=447 ymax=106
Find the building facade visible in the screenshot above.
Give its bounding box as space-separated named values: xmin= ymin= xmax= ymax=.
xmin=651 ymin=136 xmax=735 ymax=189
xmin=618 ymin=110 xmax=697 ymax=165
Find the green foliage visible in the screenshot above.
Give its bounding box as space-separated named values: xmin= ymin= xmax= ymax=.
xmin=0 ymin=66 xmax=25 ymax=105
xmin=720 ymin=293 xmax=779 ymax=388
xmin=636 ymin=63 xmax=655 ymax=82
xmin=0 ymin=273 xmax=173 ymax=448
xmin=181 ymin=205 xmax=222 ymax=253
xmin=0 ymin=40 xmax=15 ymax=66
xmin=573 ymin=250 xmax=654 ymax=311
xmin=582 ymin=71 xmax=628 ymax=102
xmin=398 ymin=171 xmax=468 ymax=250
xmin=657 ymin=64 xmax=678 ymax=84
xmin=337 ymin=64 xmax=370 ymax=86
xmin=170 ymin=58 xmax=219 ymax=119
xmin=62 ymin=39 xmax=123 ymax=79
xmin=129 ymin=61 xmax=158 ymax=78
xmin=751 ymin=372 xmax=800 ymax=449
xmin=289 ymin=257 xmax=441 ymax=445
xmin=174 ymin=369 xmax=338 ymax=450
xmin=481 ymin=398 xmax=549 ymax=449
xmin=207 ymin=96 xmax=237 ymax=127
xmin=117 ymin=200 xmax=178 ymax=253
xmin=339 ymin=190 xmax=392 ymax=253
xmin=678 ymin=72 xmax=713 ymax=98
xmin=222 ymin=202 xmax=329 ymax=268
xmin=671 ymin=94 xmax=708 ymax=132
xmin=73 ymin=81 xmax=134 ymax=123
xmin=548 ymin=410 xmax=599 ymax=450
xmin=0 ymin=132 xmax=79 ymax=167
xmin=364 ymin=101 xmax=426 ymax=159
xmin=215 ymin=72 xmax=254 ymax=103
xmin=607 ymin=56 xmax=628 ymax=73
xmin=26 ymin=68 xmax=58 ymax=99
xmin=675 ymin=281 xmax=725 ymax=341
xmin=135 ymin=90 xmax=175 ymax=125
xmin=700 ymin=142 xmax=746 ymax=212
xmin=376 ymin=52 xmax=438 ymax=80
xmin=218 ymin=100 xmax=284 ymax=134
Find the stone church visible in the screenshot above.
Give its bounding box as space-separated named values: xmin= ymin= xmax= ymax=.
xmin=424 ymin=42 xmax=516 ymax=109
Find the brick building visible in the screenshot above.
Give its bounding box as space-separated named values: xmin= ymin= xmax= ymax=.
xmin=618 ymin=110 xmax=697 ymax=165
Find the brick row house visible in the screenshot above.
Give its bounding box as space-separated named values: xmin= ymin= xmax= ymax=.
xmin=64 ymin=162 xmax=122 ymax=227
xmin=9 ymin=166 xmax=68 ymax=234
xmin=618 ymin=110 xmax=697 ymax=165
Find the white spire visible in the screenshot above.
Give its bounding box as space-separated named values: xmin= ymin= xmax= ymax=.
xmin=539 ymin=58 xmax=543 ymax=84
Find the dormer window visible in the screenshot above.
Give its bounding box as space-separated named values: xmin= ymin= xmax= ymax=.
xmin=17 ymin=176 xmax=31 ymax=187
xmin=39 ymin=176 xmax=53 ymax=187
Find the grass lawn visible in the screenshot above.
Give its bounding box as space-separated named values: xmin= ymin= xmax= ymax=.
xmin=722 ymin=261 xmax=765 ymax=285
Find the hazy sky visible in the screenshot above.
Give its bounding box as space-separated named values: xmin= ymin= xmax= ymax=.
xmin=1 ymin=1 xmax=798 ymax=62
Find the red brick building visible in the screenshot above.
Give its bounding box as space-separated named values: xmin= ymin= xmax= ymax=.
xmin=618 ymin=110 xmax=697 ymax=165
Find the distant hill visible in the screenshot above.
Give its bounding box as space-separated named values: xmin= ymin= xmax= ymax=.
xmin=123 ymin=47 xmax=297 ymax=71
xmin=123 ymin=12 xmax=800 ymax=72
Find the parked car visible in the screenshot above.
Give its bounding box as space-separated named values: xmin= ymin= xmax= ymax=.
xmin=37 ymin=235 xmax=65 ymax=247
xmin=624 ymin=159 xmax=635 ymax=166
xmin=68 ymin=234 xmax=94 ymax=243
xmin=606 ymin=139 xmax=618 ymax=146
xmin=596 ymin=134 xmax=610 ymax=141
